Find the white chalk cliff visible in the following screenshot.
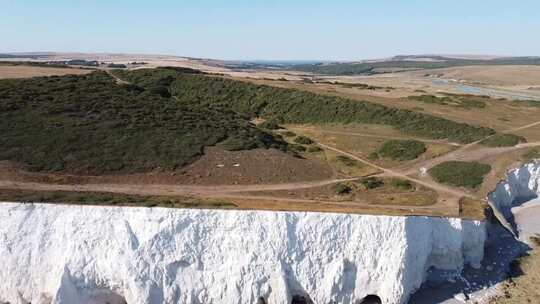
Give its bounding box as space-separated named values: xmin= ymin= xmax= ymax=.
xmin=0 ymin=203 xmax=485 ymax=304
xmin=489 ymin=161 xmax=540 ymax=209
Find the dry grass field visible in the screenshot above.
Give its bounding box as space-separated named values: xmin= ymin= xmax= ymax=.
xmin=0 ymin=64 xmax=90 ymax=79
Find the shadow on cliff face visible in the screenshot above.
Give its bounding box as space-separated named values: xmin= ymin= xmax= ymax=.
xmin=291 ymin=295 xmax=313 ymax=304
xmin=409 ymin=220 xmax=530 ymax=303
xmin=358 ymin=294 xmax=382 ymax=304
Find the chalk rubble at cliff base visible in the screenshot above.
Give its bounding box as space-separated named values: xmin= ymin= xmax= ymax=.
xmin=0 ymin=203 xmax=485 ymax=304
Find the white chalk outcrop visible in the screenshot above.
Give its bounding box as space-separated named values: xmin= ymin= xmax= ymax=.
xmin=0 ymin=203 xmax=485 ymax=304
xmin=489 ymin=161 xmax=540 ymax=209
xmin=488 ymin=161 xmax=540 ymax=240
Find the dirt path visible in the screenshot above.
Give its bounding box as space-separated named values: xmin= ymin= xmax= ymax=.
xmin=504 ymin=120 xmax=540 ymax=133
xmin=0 ymin=177 xmax=358 ymax=198
xmin=317 ymin=143 xmax=472 ymax=199
xmin=106 ymin=70 xmax=129 ymax=85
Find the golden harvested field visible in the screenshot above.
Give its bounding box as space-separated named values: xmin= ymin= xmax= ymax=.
xmin=0 ymin=65 xmax=91 ymax=79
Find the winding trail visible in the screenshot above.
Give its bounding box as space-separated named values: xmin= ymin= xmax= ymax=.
xmin=503 ymin=120 xmax=540 ymax=133
xmin=317 ymin=143 xmax=472 ymax=198
xmin=106 ymin=70 xmax=130 ymax=85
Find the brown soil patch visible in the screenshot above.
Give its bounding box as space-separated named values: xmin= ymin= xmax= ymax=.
xmin=171 ymin=147 xmax=334 ymax=185
xmin=0 ymin=147 xmax=334 ymax=186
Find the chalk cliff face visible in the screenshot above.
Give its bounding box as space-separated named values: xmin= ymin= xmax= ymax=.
xmin=489 ymin=162 xmax=540 ymax=209
xmin=0 ymin=203 xmax=485 ymax=304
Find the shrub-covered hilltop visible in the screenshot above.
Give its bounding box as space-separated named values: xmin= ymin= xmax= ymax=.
xmin=0 ymin=71 xmax=287 ymax=174
xmin=115 ymin=68 xmax=495 ymax=144
xmin=0 ymin=67 xmax=496 ymax=174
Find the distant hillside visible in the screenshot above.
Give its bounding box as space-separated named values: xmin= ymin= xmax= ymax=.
xmin=288 ymin=56 xmax=540 ymax=75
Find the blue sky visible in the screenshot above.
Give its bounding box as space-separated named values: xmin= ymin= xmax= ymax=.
xmin=1 ymin=0 xmax=539 ymax=60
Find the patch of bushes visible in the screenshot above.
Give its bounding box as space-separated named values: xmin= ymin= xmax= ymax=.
xmin=409 ymin=94 xmax=486 ymax=109
xmin=334 ymin=183 xmax=352 ymax=195
xmin=428 ymin=161 xmax=491 ymax=188
xmin=358 ymin=177 xmax=384 ymax=189
xmin=480 ymin=134 xmax=526 ymax=147
xmin=259 ymin=120 xmax=281 ymax=130
xmin=107 ymin=63 xmax=127 ymax=68
xmin=294 ymin=136 xmax=314 ymax=145
xmin=289 ymin=144 xmax=306 ymax=153
xmin=391 ymin=179 xmax=413 ymax=190
xmin=335 ymin=155 xmax=358 ymax=166
xmin=374 ymin=140 xmax=427 ymax=161
xmin=307 ymin=146 xmax=323 ymax=153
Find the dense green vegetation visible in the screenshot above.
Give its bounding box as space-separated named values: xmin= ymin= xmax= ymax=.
xmin=294 ymin=136 xmax=314 ymax=145
xmin=335 ymin=155 xmax=359 ymax=167
xmin=429 ymin=161 xmax=491 ymax=188
xmin=408 ymin=94 xmax=487 ymax=109
xmin=116 ymin=69 xmax=495 ymax=144
xmin=391 ymin=179 xmax=414 ymax=190
xmin=289 ymin=56 xmax=540 ymax=75
xmin=358 ymin=177 xmax=385 ymax=189
xmin=373 ymin=140 xmax=427 ymax=161
xmin=334 ymin=183 xmax=352 ymax=194
xmin=480 ymin=134 xmax=526 ymax=147
xmin=307 ymin=146 xmax=323 ymax=153
xmin=0 ymin=71 xmax=286 ymax=174
xmin=107 ymin=63 xmax=127 ymax=68
xmin=259 ymin=120 xmax=281 ymax=130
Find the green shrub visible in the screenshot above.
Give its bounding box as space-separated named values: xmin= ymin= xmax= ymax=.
xmin=428 ymin=161 xmax=491 ymax=188
xmin=367 ymin=152 xmax=379 ymax=160
xmin=289 ymin=144 xmax=306 ymax=152
xmin=335 ymin=183 xmax=352 ymax=194
xmin=307 ymin=146 xmax=323 ymax=153
xmin=375 ymin=140 xmax=427 ymax=161
xmin=391 ymin=179 xmax=413 ymax=190
xmin=359 ymin=177 xmax=384 ymax=189
xmin=294 ymin=136 xmax=314 ymax=145
xmin=480 ymin=134 xmax=526 ymax=147
xmin=149 ymin=85 xmax=171 ymax=98
xmin=335 ymin=155 xmax=358 ymax=166
xmin=259 ymin=120 xmax=281 ymax=130
xmin=107 ymin=63 xmax=127 ymax=68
